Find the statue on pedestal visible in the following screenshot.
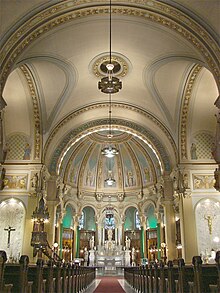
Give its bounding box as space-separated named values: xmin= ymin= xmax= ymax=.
xmin=89 ymin=235 xmax=95 ymax=250
xmin=125 ymin=236 xmax=131 ymax=250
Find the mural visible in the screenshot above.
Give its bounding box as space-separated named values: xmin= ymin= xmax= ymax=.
xmin=68 ymin=142 xmax=91 ymax=185
xmin=84 ymin=144 xmax=100 ymax=188
xmin=4 ymin=174 xmax=28 ymax=190
xmin=193 ymin=174 xmax=215 ymax=189
xmin=120 ymin=145 xmax=136 ymax=187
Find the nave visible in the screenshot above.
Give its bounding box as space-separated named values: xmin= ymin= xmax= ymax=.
xmin=84 ymin=276 xmax=135 ymax=293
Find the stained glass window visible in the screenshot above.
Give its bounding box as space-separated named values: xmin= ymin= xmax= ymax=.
xmin=79 ymin=211 xmax=84 ymax=230
xmin=105 ymin=213 xmax=115 ymax=229
xmin=135 ymin=210 xmax=141 ymax=229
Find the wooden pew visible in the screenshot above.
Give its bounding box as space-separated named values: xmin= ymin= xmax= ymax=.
xmin=3 ymin=255 xmax=33 ymax=293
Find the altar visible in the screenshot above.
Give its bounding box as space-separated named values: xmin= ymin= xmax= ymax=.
xmin=90 ymin=229 xmax=127 ymax=272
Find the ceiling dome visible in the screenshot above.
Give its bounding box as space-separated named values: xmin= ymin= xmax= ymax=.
xmin=63 ymin=130 xmax=161 ymax=200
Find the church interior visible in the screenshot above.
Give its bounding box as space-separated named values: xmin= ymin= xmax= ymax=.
xmin=0 ymin=0 xmax=220 ymax=292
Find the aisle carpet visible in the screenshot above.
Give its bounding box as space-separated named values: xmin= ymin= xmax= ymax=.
xmin=93 ymin=276 xmax=126 ymax=293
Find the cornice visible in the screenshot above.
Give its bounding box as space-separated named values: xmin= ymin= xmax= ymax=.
xmin=0 ymin=1 xmax=219 ymax=93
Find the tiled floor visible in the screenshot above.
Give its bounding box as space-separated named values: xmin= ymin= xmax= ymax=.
xmin=84 ymin=278 xmax=136 ymax=293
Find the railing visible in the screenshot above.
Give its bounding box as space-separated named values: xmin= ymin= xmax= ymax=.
xmin=124 ymin=251 xmax=220 ymax=293
xmin=0 ymin=250 xmax=96 ymax=293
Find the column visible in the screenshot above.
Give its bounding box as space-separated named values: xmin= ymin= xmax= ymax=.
xmin=23 ymin=195 xmax=38 ymax=262
xmin=140 ymin=215 xmax=147 ymax=258
xmin=162 ymin=173 xmax=176 ymax=261
xmin=73 ymin=215 xmax=80 ymax=258
xmin=181 ymin=195 xmax=198 ymax=263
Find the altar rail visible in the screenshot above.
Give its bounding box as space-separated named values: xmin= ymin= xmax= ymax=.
xmin=124 ymin=251 xmax=220 ymax=293
xmin=0 ymin=251 xmax=95 ymax=293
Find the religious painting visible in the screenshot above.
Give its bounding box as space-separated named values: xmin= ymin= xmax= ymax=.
xmin=68 ymin=141 xmax=91 ymax=186
xmin=193 ymin=174 xmax=215 ymax=189
xmin=84 ymin=144 xmax=100 ymax=188
xmin=3 ymin=174 xmax=28 ymax=190
xmin=0 ymin=199 xmax=25 ymax=261
xmin=120 ymin=145 xmax=136 ymax=187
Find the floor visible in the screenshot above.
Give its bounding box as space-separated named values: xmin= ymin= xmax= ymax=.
xmin=84 ymin=278 xmax=136 ymax=293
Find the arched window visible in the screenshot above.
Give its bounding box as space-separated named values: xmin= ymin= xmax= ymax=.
xmin=135 ymin=210 xmax=141 ymax=230
xmin=79 ymin=211 xmax=85 ymax=230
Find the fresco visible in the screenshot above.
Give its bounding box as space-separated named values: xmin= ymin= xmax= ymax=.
xmin=120 ymin=145 xmax=136 ymax=187
xmin=4 ymin=174 xmax=28 ymax=190
xmin=84 ymin=144 xmax=100 ymax=188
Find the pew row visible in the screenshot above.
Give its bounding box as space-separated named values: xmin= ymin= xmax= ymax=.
xmin=0 ymin=250 xmax=96 ymax=293
xmin=124 ymin=251 xmax=220 ymax=293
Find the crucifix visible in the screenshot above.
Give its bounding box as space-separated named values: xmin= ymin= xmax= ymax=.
xmin=4 ymin=226 xmax=16 ymax=248
xmin=204 ymin=215 xmax=215 ymax=235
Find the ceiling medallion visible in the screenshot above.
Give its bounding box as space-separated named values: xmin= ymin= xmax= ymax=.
xmin=92 ymin=55 xmax=129 ymax=78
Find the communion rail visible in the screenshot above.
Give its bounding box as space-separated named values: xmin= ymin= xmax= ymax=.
xmin=0 ymin=250 xmax=95 ymax=293
xmin=124 ymin=251 xmax=220 ymax=293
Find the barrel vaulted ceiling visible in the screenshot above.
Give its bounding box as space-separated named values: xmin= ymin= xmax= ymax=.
xmin=1 ymin=0 xmax=219 ymax=196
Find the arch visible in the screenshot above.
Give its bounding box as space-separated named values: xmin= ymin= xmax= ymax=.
xmin=194 ymin=198 xmax=220 ymax=257
xmin=47 ymin=117 xmax=173 ymax=175
xmin=0 ymin=1 xmax=219 ymax=94
xmin=0 ymin=198 xmax=26 ymax=259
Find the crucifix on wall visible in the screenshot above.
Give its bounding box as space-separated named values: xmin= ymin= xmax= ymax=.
xmin=204 ymin=215 xmax=216 ymax=235
xmin=4 ymin=226 xmax=16 ymax=248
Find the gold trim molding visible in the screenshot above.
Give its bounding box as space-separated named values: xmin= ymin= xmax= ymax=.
xmin=180 ymin=64 xmax=202 ymax=160
xmin=19 ymin=65 xmax=42 ymax=160
xmin=0 ymin=1 xmax=219 ymax=92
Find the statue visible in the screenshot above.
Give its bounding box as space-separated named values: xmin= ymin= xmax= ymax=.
xmin=204 ymin=215 xmax=215 ymax=235
xmin=190 ymin=143 xmax=197 ymax=160
xmin=84 ymin=247 xmax=89 ymax=265
xmin=107 ymin=229 xmax=113 ymax=241
xmin=125 ymin=236 xmax=131 ymax=250
xmin=131 ymin=247 xmax=136 ymax=266
xmin=23 ymin=143 xmax=31 ymax=160
xmin=90 ymin=235 xmax=95 ymax=250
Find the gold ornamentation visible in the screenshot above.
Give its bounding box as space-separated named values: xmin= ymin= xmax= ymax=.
xmin=0 ymin=2 xmax=219 ymax=93
xmin=20 ymin=65 xmax=41 ymax=160
xmin=44 ymin=103 xmax=177 ymax=164
xmin=92 ymin=55 xmax=129 ymax=78
xmin=180 ymin=65 xmax=202 ymax=160
xmin=193 ymin=174 xmax=215 ymax=190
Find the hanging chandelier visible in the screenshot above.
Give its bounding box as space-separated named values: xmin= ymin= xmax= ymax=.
xmin=101 ymin=93 xmax=119 ymax=158
xmin=105 ymin=170 xmax=116 ymax=186
xmin=98 ymin=0 xmax=122 ymax=94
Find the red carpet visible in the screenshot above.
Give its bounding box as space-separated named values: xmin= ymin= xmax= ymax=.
xmin=93 ymin=276 xmax=125 ymax=293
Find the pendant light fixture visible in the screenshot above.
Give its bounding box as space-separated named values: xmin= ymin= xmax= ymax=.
xmin=101 ymin=92 xmax=119 ymax=158
xmin=98 ymin=0 xmax=122 ymax=94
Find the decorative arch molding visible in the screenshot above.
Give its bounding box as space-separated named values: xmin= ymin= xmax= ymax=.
xmin=145 ymin=56 xmax=206 ymax=130
xmin=48 ymin=118 xmax=172 ymax=176
xmin=140 ymin=199 xmax=157 ymax=214
xmin=179 ymin=64 xmax=203 ymax=160
xmin=0 ymin=0 xmax=219 ymax=97
xmin=63 ymin=200 xmax=78 ymax=215
xmin=19 ymin=64 xmax=42 ymax=161
xmin=44 ymin=102 xmax=177 ymax=164
xmin=18 ymin=55 xmax=77 ymax=132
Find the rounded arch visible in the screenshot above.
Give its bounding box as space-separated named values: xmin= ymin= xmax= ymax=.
xmin=0 ymin=197 xmax=26 ymax=259
xmin=46 ymin=115 xmax=175 ymax=176
xmin=0 ymin=1 xmax=219 ymax=94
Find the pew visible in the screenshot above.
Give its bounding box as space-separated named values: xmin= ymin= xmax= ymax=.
xmin=124 ymin=251 xmax=220 ymax=293
xmin=0 ymin=251 xmax=96 ymax=293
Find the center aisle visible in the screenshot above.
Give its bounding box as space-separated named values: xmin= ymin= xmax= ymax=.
xmin=93 ymin=276 xmax=126 ymax=293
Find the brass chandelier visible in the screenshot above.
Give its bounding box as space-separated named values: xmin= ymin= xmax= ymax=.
xmin=98 ymin=0 xmax=122 ymax=94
